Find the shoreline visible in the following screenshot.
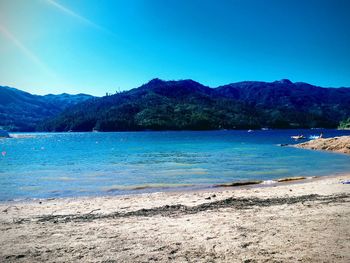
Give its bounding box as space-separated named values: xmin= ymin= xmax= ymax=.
xmin=0 ymin=172 xmax=345 ymax=205
xmin=6 ymin=127 xmax=350 ymax=133
xmin=0 ymin=172 xmax=347 ymax=206
xmin=1 ymin=173 xmax=349 ymax=262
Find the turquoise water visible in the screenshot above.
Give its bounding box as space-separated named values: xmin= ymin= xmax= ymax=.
xmin=1 ymin=130 xmax=350 ymax=201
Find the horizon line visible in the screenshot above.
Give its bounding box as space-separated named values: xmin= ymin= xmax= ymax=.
xmin=1 ymin=77 xmax=350 ymax=97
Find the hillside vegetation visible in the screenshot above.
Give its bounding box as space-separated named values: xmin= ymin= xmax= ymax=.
xmin=38 ymin=79 xmax=350 ymax=132
xmin=338 ymin=118 xmax=350 ymax=129
xmin=0 ymin=86 xmax=93 ymax=131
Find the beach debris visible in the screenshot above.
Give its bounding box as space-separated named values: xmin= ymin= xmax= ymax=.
xmin=277 ymin=177 xmax=306 ymax=183
xmin=87 ymin=209 xmax=101 ymax=214
xmin=215 ymin=180 xmax=263 ymax=187
xmin=241 ymin=242 xmax=252 ymax=248
xmin=261 ymin=180 xmax=277 ymax=185
xmin=2 ymin=206 xmax=19 ymax=213
xmin=204 ymin=194 xmax=217 ymax=200
xmin=19 ymin=193 xmax=348 ymax=224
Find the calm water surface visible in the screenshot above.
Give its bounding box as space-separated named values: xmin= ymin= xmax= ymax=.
xmin=1 ymin=130 xmax=350 ymax=201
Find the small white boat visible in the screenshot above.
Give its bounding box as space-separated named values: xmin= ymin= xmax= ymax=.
xmin=309 ymin=133 xmax=323 ymax=140
xmin=309 ymin=135 xmax=320 ymax=140
xmin=291 ymin=135 xmax=306 ymax=140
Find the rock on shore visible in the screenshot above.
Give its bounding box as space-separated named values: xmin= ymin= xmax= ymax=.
xmin=295 ymin=136 xmax=350 ymax=154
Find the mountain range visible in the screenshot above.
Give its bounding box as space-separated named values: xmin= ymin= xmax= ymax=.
xmin=1 ymin=79 xmax=350 ymax=132
xmin=0 ymin=86 xmax=93 ymax=131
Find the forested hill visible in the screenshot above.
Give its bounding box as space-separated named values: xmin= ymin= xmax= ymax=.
xmin=38 ymin=78 xmax=350 ymax=132
xmin=0 ymin=86 xmax=93 ymax=131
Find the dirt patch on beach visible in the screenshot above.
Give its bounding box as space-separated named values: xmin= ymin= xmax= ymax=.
xmin=1 ymin=175 xmax=350 ymax=262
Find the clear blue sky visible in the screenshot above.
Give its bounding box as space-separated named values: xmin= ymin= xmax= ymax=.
xmin=0 ymin=0 xmax=349 ymax=96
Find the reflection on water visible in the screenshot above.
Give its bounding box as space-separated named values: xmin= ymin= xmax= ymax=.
xmin=1 ymin=129 xmax=350 ymax=200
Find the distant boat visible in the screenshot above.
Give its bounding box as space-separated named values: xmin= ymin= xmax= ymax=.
xmin=291 ymin=135 xmax=306 ymax=140
xmin=309 ymin=135 xmax=320 ymax=140
xmin=247 ymin=129 xmax=253 ymax=133
xmin=261 ymin=128 xmax=269 ymax=131
xmin=309 ymin=133 xmax=323 ymax=140
xmin=0 ymin=129 xmax=10 ymax=138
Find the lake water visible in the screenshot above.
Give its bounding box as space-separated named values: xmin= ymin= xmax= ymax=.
xmin=1 ymin=130 xmax=350 ymax=201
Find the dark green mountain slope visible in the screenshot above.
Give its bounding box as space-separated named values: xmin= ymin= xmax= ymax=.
xmin=0 ymin=86 xmax=93 ymax=131
xmin=39 ymin=78 xmax=350 ymax=131
xmin=216 ymin=79 xmax=350 ymax=128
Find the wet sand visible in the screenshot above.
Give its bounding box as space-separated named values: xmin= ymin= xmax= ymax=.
xmin=0 ymin=174 xmax=349 ymax=262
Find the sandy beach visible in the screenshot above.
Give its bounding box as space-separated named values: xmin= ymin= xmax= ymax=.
xmin=0 ymin=174 xmax=349 ymax=263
